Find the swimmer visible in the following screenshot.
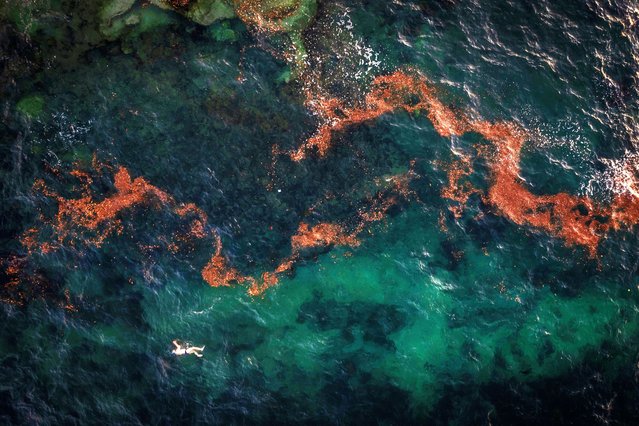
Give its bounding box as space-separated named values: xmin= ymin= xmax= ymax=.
xmin=172 ymin=340 xmax=205 ymax=358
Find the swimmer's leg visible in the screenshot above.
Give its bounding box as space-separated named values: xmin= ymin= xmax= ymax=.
xmin=186 ymin=347 xmax=204 ymax=356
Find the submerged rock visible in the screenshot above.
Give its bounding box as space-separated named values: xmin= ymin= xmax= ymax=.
xmin=151 ymin=0 xmax=235 ymax=25
xmin=99 ymin=0 xmax=137 ymax=39
xmin=150 ymin=0 xmax=318 ymax=75
xmin=96 ymin=0 xmax=318 ymax=76
xmin=187 ymin=0 xmax=236 ymax=25
xmin=99 ymin=0 xmax=176 ymax=42
xmin=100 ymin=0 xmax=136 ymax=22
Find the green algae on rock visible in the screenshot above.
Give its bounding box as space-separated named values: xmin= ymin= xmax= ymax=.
xmin=16 ymin=95 xmax=45 ymax=118
xmin=209 ymin=20 xmax=238 ymax=42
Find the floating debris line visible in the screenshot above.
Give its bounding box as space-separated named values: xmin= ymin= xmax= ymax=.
xmin=291 ymin=68 xmax=639 ymax=255
xmin=9 ymin=156 xmax=415 ymax=300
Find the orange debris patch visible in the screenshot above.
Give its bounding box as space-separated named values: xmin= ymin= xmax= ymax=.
xmin=201 ymin=253 xmax=256 ymax=288
xmin=438 ymin=211 xmax=448 ymax=232
xmin=202 ymin=243 xmax=297 ymax=296
xmin=69 ymin=168 xmax=93 ymax=192
xmin=249 ymin=257 xmax=296 ymax=296
xmin=482 ymin=121 xmax=603 ymax=254
xmin=63 ymin=289 xmax=77 ymax=312
xmin=20 ymin=227 xmax=55 ymax=255
xmin=23 ymin=166 xmax=213 ymax=254
xmin=176 ymin=203 xmax=209 ymax=239
xmin=201 ymin=233 xmax=255 ymax=288
xmin=476 ymin=120 xmax=639 ymax=256
xmin=610 ymin=195 xmax=639 ymax=229
xmin=292 ymin=70 xmax=468 ymax=161
xmin=1 ymin=256 xmax=54 ymax=307
xmin=13 ymin=155 xmax=420 ymax=304
xmin=291 ymin=222 xmax=360 ymax=251
xmin=441 ymin=155 xmax=478 ymax=218
xmin=357 ymin=194 xmax=397 ymax=224
xmin=35 ymin=167 xmax=171 ymax=248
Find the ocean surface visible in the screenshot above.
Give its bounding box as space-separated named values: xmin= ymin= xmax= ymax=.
xmin=1 ymin=0 xmax=639 ymax=424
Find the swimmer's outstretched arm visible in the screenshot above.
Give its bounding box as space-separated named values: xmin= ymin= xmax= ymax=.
xmin=172 ymin=340 xmax=181 ymax=349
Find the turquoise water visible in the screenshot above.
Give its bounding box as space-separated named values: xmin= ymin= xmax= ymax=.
xmin=2 ymin=0 xmax=639 ymax=423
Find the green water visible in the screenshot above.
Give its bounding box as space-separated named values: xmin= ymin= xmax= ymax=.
xmin=2 ymin=0 xmax=639 ymax=424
